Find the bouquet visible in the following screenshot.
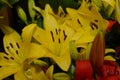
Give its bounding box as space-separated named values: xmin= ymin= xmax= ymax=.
xmin=0 ymin=0 xmax=120 ymax=80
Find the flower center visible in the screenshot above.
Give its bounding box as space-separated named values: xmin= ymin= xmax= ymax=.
xmin=23 ymin=58 xmax=34 ymax=80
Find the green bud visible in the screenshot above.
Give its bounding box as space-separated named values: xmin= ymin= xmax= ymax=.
xmin=28 ymin=0 xmax=36 ymax=22
xmin=17 ymin=6 xmax=27 ymax=24
xmin=32 ymin=59 xmax=49 ymax=67
xmin=0 ymin=24 xmax=14 ymax=34
xmin=53 ymin=73 xmax=70 ymax=80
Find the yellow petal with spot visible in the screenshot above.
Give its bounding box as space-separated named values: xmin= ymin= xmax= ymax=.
xmin=3 ymin=31 xmax=25 ymax=63
xmin=33 ymin=27 xmax=54 ymax=53
xmin=46 ymin=65 xmax=54 ymax=80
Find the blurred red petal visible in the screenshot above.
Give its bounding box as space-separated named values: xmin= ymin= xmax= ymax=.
xmin=98 ymin=75 xmax=120 ymax=80
xmin=98 ymin=60 xmax=120 ymax=78
xmin=106 ymin=20 xmax=116 ymax=32
xmin=105 ymin=75 xmax=120 ymax=80
xmin=74 ymin=60 xmax=94 ymax=80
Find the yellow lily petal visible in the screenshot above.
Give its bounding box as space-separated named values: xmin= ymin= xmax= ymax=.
xmin=66 ymin=8 xmax=83 ymax=31
xmin=29 ymin=43 xmax=71 ymax=71
xmin=43 ymin=4 xmax=67 ymax=23
xmin=31 ymin=67 xmax=48 ymax=80
xmin=104 ymin=56 xmax=115 ymax=61
xmin=44 ymin=13 xmax=58 ymax=31
xmin=57 ymin=6 xmax=66 ymax=18
xmin=38 ymin=71 xmax=49 ymax=80
xmin=104 ymin=48 xmax=116 ymax=61
xmin=72 ymin=31 xmax=93 ymax=44
xmin=14 ymin=69 xmax=28 ymax=80
xmin=57 ymin=6 xmax=69 ymax=24
xmin=22 ymin=23 xmax=37 ymax=56
xmin=33 ymin=27 xmax=54 ymax=54
xmin=45 ymin=50 xmax=71 ymax=71
xmin=105 ymin=48 xmax=116 ymax=54
xmin=3 ymin=31 xmax=25 ymax=64
xmin=22 ymin=23 xmax=37 ymax=44
xmin=46 ymin=65 xmax=54 ymax=80
xmin=0 ymin=66 xmax=20 ymax=79
xmin=34 ymin=4 xmax=67 ymax=22
xmin=66 ymin=1 xmax=108 ymax=43
xmin=28 ymin=43 xmax=47 ymax=58
xmin=0 ymin=52 xmax=20 ymax=67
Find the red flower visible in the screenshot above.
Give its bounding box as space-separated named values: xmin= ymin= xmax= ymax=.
xmin=105 ymin=75 xmax=120 ymax=80
xmin=98 ymin=75 xmax=120 ymax=80
xmin=106 ymin=20 xmax=116 ymax=32
xmin=97 ymin=60 xmax=120 ymax=80
xmin=115 ymin=46 xmax=120 ymax=58
xmin=74 ymin=60 xmax=94 ymax=80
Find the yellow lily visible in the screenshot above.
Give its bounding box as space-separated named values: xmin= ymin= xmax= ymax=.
xmin=66 ymin=0 xmax=108 ymax=44
xmin=34 ymin=4 xmax=71 ymax=25
xmin=42 ymin=4 xmax=67 ymax=23
xmin=34 ymin=4 xmax=85 ymax=46
xmin=32 ymin=4 xmax=75 ymax=71
xmin=44 ymin=4 xmax=95 ymax=60
xmin=0 ymin=24 xmax=44 ymax=80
